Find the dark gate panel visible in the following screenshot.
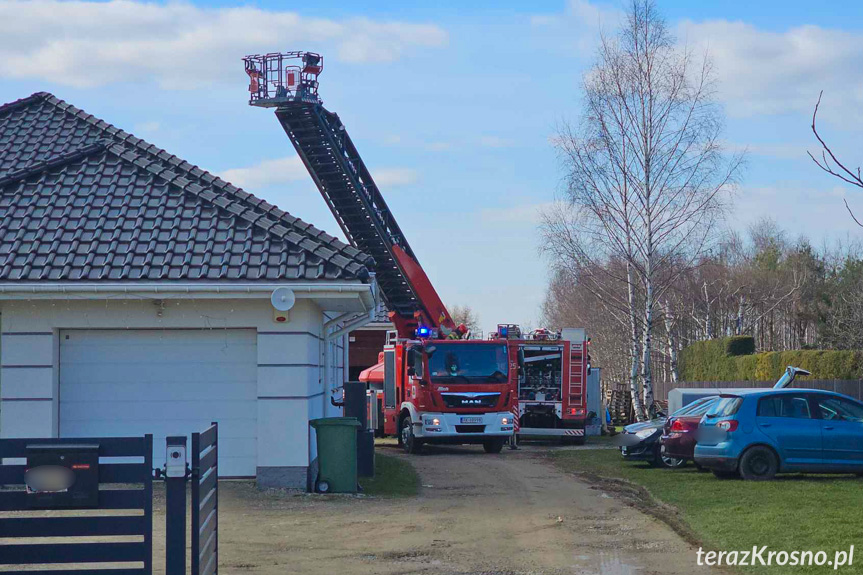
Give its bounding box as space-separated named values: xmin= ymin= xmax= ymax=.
xmin=0 ymin=435 xmax=154 ymax=575
xmin=192 ymin=423 xmax=218 ymax=575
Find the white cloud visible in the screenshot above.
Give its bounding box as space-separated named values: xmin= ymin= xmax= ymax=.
xmin=371 ymin=168 xmax=419 ymax=187
xmin=725 ymin=141 xmax=809 ymax=161
xmin=219 ymin=157 xmax=308 ymax=190
xmin=530 ymin=2 xmax=863 ymax=125
xmin=133 ymin=121 xmax=161 ymax=134
xmin=530 ymin=0 xmax=623 ymax=52
xmin=679 ymin=19 xmax=863 ymax=123
xmin=0 ymin=0 xmax=448 ymax=88
xmin=424 ymin=141 xmax=452 ymax=152
xmin=733 ymin=183 xmax=861 ymax=239
xmin=220 ymin=157 xmax=418 ymax=190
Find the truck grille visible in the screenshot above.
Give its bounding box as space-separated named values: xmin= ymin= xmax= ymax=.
xmin=440 ymin=392 xmax=500 ymax=409
xmin=455 ymin=425 xmax=486 ymax=433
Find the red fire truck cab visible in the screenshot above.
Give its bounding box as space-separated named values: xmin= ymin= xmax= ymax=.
xmin=362 ymin=333 xmax=518 ymax=454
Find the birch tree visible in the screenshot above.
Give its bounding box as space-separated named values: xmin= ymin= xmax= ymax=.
xmin=542 ymin=0 xmax=740 ymax=419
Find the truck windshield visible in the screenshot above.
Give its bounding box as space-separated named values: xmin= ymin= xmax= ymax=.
xmin=428 ymin=343 xmax=508 ymax=383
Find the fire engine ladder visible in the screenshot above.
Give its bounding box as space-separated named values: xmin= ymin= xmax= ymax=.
xmin=272 ymin=102 xmax=421 ymax=320
xmin=568 ymin=342 xmax=585 ymax=405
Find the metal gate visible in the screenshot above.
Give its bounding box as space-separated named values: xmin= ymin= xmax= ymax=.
xmin=192 ymin=423 xmax=219 ymax=575
xmin=0 ymin=435 xmax=154 ymax=574
xmin=0 ymin=425 xmax=219 ymax=575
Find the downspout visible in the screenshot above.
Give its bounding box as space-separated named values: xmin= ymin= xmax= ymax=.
xmin=321 ymin=274 xmax=378 ymax=414
xmin=322 ymin=312 xmax=352 ymax=416
xmin=323 ymin=312 xmax=374 ymax=414
xmin=321 ymin=273 xmax=377 ymax=414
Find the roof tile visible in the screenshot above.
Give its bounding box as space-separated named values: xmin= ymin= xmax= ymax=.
xmin=0 ymin=93 xmax=372 ymax=282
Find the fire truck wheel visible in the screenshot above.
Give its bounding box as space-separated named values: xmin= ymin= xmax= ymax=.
xmin=401 ymin=416 xmax=423 ymax=454
xmin=483 ymin=439 xmax=505 ymax=454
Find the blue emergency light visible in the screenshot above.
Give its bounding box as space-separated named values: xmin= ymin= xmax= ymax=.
xmin=416 ymin=326 xmax=431 ymax=338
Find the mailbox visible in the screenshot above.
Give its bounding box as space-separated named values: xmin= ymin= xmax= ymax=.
xmin=25 ymin=443 xmax=99 ymax=509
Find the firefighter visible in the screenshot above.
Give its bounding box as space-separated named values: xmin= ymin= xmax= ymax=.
xmin=447 ymin=323 xmax=469 ymax=340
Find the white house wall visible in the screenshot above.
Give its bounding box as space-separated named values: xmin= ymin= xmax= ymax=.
xmin=0 ymin=297 xmax=349 ymax=489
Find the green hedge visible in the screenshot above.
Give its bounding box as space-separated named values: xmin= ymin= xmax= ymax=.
xmin=679 ymin=336 xmax=863 ymax=381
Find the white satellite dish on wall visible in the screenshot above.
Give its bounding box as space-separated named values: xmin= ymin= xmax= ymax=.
xmin=270 ymin=287 xmax=296 ymax=312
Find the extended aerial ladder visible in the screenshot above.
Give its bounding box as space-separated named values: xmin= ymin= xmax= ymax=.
xmin=243 ymin=52 xmax=454 ymax=339
xmin=244 ymin=52 xmax=526 ymax=454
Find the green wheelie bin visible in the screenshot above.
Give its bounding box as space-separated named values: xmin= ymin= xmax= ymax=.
xmin=310 ymin=417 xmax=362 ymax=493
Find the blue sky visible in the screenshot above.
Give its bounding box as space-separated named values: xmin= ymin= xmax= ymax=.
xmin=3 ymin=0 xmax=863 ymax=334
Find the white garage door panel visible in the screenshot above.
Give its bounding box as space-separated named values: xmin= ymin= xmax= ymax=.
xmin=60 ymin=401 xmax=257 ymax=423
xmin=61 ymin=366 xmax=257 ymax=388
xmin=60 ymin=329 xmax=258 ymax=477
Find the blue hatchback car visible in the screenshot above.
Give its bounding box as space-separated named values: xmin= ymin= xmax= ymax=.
xmin=694 ymin=387 xmax=863 ymax=480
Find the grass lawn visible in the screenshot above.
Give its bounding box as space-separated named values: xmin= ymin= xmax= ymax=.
xmin=553 ymin=449 xmax=863 ymax=574
xmin=358 ymin=453 xmax=419 ymax=497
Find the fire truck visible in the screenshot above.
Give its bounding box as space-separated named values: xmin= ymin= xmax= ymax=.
xmin=493 ymin=325 xmax=592 ymax=443
xmin=244 ymin=52 xmax=519 ymax=453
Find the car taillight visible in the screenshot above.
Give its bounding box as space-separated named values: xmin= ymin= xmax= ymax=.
xmin=717 ymin=420 xmax=738 ymax=432
xmin=670 ymin=419 xmax=686 ymax=432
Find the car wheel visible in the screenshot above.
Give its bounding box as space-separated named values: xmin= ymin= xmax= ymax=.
xmin=661 ymin=455 xmax=687 ymax=469
xmin=739 ymin=446 xmax=778 ymax=481
xmin=483 ymin=439 xmax=505 ymax=454
xmin=646 ymin=445 xmax=666 ymax=467
xmin=400 ymin=416 xmax=423 ymax=454
xmin=712 ymin=470 xmax=738 ymax=479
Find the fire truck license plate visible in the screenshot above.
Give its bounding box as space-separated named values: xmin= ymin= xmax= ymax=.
xmin=460 ymin=417 xmax=483 ymax=424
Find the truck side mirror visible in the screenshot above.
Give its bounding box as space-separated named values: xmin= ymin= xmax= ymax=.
xmin=517 ymin=349 xmax=525 ymax=374
xmin=407 ymin=348 xmax=425 ymax=381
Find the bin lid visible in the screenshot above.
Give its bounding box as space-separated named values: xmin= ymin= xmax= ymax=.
xmin=310 ymin=417 xmax=361 ymax=429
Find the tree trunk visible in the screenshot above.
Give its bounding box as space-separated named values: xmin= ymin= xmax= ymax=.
xmin=703 ymin=281 xmax=713 ymax=339
xmin=736 ymin=296 xmax=744 ymax=335
xmin=642 ymin=281 xmax=655 ymax=417
xmin=662 ymin=299 xmax=679 ymax=385
xmin=627 ymin=262 xmax=646 ymax=421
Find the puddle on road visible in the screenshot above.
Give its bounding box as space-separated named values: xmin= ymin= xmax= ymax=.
xmin=598 ymin=552 xmax=641 ymax=575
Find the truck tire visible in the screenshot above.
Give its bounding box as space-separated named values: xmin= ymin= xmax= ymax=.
xmin=400 ymin=415 xmax=423 ymax=454
xmin=483 ymin=439 xmax=505 ymax=454
xmin=739 ymin=446 xmax=778 ymax=481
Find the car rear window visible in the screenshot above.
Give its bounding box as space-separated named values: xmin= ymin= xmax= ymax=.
xmin=686 ymin=398 xmax=717 ymax=417
xmin=706 ymin=396 xmax=742 ymax=418
xmin=672 ymin=397 xmax=712 ymax=417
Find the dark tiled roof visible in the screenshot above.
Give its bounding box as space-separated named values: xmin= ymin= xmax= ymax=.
xmin=0 ymin=92 xmax=373 ymax=282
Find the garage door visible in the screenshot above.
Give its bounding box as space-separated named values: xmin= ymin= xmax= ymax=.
xmin=60 ymin=329 xmax=257 ymax=477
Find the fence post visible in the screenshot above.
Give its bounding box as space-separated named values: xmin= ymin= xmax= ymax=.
xmin=165 ymin=436 xmax=188 ymax=575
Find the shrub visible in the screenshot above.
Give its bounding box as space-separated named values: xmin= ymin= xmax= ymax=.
xmin=724 ymin=335 xmax=755 ymax=357
xmin=680 ymin=338 xmax=863 ymax=381
xmin=679 ymin=336 xmax=756 ymax=381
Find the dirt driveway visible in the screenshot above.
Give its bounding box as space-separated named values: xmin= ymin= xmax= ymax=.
xmin=156 ymin=444 xmax=712 ymax=575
